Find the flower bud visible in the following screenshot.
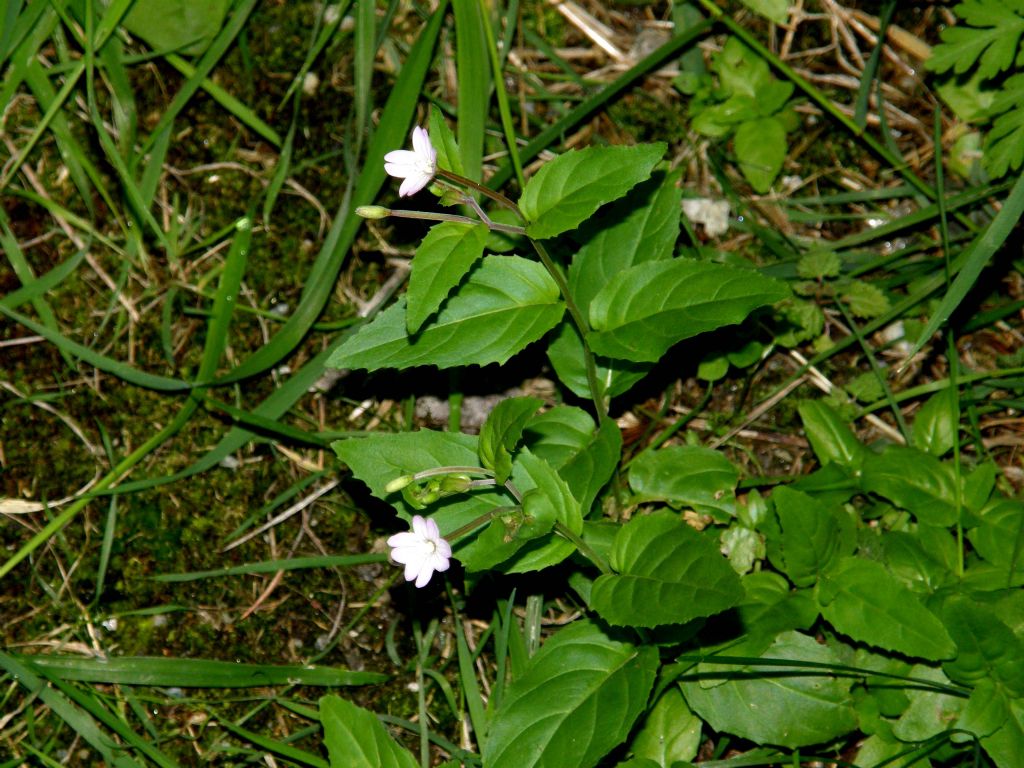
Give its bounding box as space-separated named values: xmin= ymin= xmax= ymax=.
xmin=385 ymin=475 xmax=415 ymax=493
xmin=356 ymin=205 xmax=391 ymax=219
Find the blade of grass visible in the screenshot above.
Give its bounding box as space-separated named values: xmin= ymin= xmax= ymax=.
xmin=280 ymin=0 xmax=355 ymax=106
xmin=901 ymin=170 xmax=1024 ymax=364
xmin=853 ymin=0 xmax=895 ymax=128
xmin=213 ymin=1 xmax=448 ymax=384
xmin=215 ymin=720 xmax=329 ymax=768
xmin=13 ymin=655 xmax=387 ymax=687
xmin=480 ymin=0 xmax=523 ymax=189
xmin=354 ymin=0 xmax=375 ymax=158
xmin=0 ymin=247 xmax=88 ymax=310
xmin=151 ymin=553 xmax=387 ymax=582
xmin=453 ymin=0 xmax=490 ymax=185
xmin=486 ymin=18 xmax=714 ymax=190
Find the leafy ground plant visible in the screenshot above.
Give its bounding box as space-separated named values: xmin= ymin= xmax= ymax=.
xmin=4 ymin=0 xmax=1024 ymax=766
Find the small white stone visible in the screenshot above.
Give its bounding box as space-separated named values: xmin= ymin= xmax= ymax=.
xmin=682 ymin=198 xmax=731 ymax=238
xmin=302 ymin=71 xmax=320 ymax=96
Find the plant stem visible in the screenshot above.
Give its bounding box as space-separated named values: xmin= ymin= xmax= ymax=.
xmin=385 ymin=206 xmax=526 ymax=236
xmin=437 ymin=168 xmax=525 ymax=222
xmin=530 ymin=238 xmax=607 ymax=415
xmin=553 ymin=522 xmax=611 ymax=574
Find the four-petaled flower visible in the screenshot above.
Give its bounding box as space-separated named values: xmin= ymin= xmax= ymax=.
xmin=384 ymin=126 xmax=437 ymax=197
xmin=387 ymin=515 xmax=452 ymax=588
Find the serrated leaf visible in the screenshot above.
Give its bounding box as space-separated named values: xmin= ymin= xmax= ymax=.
xmin=861 ymin=446 xmax=959 ymax=525
xmin=483 ymin=620 xmax=659 ymax=768
xmin=845 ymin=372 xmax=884 ymax=404
xmin=734 ymin=117 xmax=787 ymax=193
xmin=818 ymin=557 xmax=956 ymax=660
xmin=773 ymin=486 xmax=849 ymax=588
xmin=587 ymin=259 xmax=789 ymax=362
xmin=840 ymin=280 xmax=890 ymax=318
xmin=590 ymin=512 xmax=743 ymax=628
xmin=406 ymin=222 xmax=488 ymax=333
xmin=479 ymin=396 xmax=544 ymax=484
xmin=797 ymin=400 xmax=865 ymax=469
xmin=628 ymin=446 xmax=738 ymax=518
xmin=926 ymin=1 xmax=1024 ymax=79
xmin=942 ymin=596 xmax=1024 ymax=693
xmin=967 ymin=499 xmax=1024 ymax=572
xmin=520 ymin=144 xmax=666 ymax=239
xmin=796 ymin=250 xmax=841 ymax=280
xmin=327 ymin=256 xmax=564 ymax=371
xmin=568 ymin=170 xmax=682 ymax=312
xmin=333 ymin=431 xmax=510 ymax=571
xmin=629 ymin=687 xmax=701 ymax=767
xmin=320 ymin=695 xmax=418 ymax=768
xmin=912 ymin=386 xmax=958 ymax=456
xmin=738 ymin=0 xmax=789 ymax=25
xmin=559 ymin=416 xmax=622 ymax=516
xmin=547 ymin=322 xmax=651 ymax=400
xmin=680 ymin=631 xmax=858 ymax=748
xmin=985 ymin=73 xmax=1024 ymax=177
xmin=499 ymin=451 xmax=583 ymax=574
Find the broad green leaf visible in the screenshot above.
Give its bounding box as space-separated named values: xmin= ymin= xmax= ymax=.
xmin=327 ymin=256 xmax=564 ymax=371
xmin=734 ymin=116 xmax=787 ymax=193
xmin=406 ymin=221 xmax=488 ymax=333
xmin=773 ymin=486 xmax=850 ymax=588
xmin=587 ymin=259 xmax=789 ymax=362
xmin=738 ymin=0 xmax=789 ymax=24
xmin=547 ymin=321 xmax=651 ymax=400
xmin=956 ymin=680 xmax=1010 ymax=741
xmin=499 ymin=451 xmax=583 ymax=574
xmin=320 ymin=695 xmax=418 ymax=768
xmin=483 ymin=620 xmax=658 ymax=768
xmin=629 ymin=445 xmax=738 ymax=519
xmin=479 ymin=396 xmax=544 ymax=484
xmin=568 ymin=169 xmax=682 ymax=312
xmin=893 ymin=665 xmax=965 ymax=741
xmin=680 ymin=631 xmax=858 ymax=748
xmin=879 ymin=530 xmax=957 ymax=593
xmin=942 ymin=597 xmax=1024 ymax=693
xmin=861 ymin=446 xmax=959 ymax=525
xmin=558 ymin=416 xmax=622 ymax=516
xmin=122 ymin=0 xmax=230 ymax=55
xmin=967 ymin=499 xmax=1024 ymax=572
xmin=983 ymin=697 xmax=1024 ymax=768
xmin=912 ymin=387 xmax=959 ymax=456
xmin=333 ymin=431 xmax=511 ymax=570
xmin=520 ymin=143 xmax=666 ymax=239
xmin=590 ymin=511 xmax=743 ymax=628
xmin=737 ymin=571 xmax=818 ymax=640
xmin=818 ymin=557 xmax=956 ymax=660
xmin=522 ymin=406 xmax=596 ymax=468
xmin=629 ymin=687 xmax=701 ymax=767
xmin=797 ymin=401 xmax=864 ymax=469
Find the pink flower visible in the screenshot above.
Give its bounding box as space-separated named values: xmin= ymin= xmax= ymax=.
xmin=384 ymin=126 xmax=437 ymax=197
xmin=387 ymin=515 xmax=452 ymax=587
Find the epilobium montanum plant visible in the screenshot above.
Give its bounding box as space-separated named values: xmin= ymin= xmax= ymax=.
xmin=319 ymin=115 xmax=1024 ymax=768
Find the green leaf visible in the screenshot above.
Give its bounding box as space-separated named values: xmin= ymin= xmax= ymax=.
xmin=926 ymin=0 xmax=1024 ymax=79
xmin=333 ymin=431 xmax=512 ymax=571
xmin=798 ymin=401 xmax=865 ymax=469
xmin=737 ymin=571 xmax=819 ymax=640
xmin=893 ymin=665 xmax=965 ymax=741
xmin=523 ymin=406 xmax=598 ymax=468
xmin=985 ymin=74 xmax=1024 ymax=177
xmin=680 ymin=631 xmax=858 ymax=748
xmin=499 ymin=451 xmax=583 ymax=574
xmin=587 ymin=259 xmax=789 ymax=363
xmin=983 ymin=697 xmax=1024 ymax=768
xmin=479 ymin=396 xmax=544 ymax=484
xmin=796 ymin=250 xmax=841 ymax=280
xmin=840 ymin=280 xmax=891 ymax=318
xmin=558 ymin=416 xmax=622 ymax=516
xmin=122 ymin=0 xmax=230 ymax=55
xmin=628 ymin=446 xmax=738 ymax=519
xmin=861 ymin=446 xmax=959 ymax=525
xmin=483 ymin=620 xmax=658 ymax=768
xmin=737 ymin=0 xmax=789 ymax=25
xmin=967 ymin=498 xmax=1024 ymax=572
xmin=547 ymin=322 xmax=651 ymax=400
xmin=327 ymin=256 xmax=564 ymax=371
xmin=590 ymin=512 xmax=743 ymax=628
xmin=912 ymin=387 xmax=959 ymax=456
xmin=818 ymin=557 xmax=956 ymax=660
xmin=406 ymin=222 xmax=488 ymax=333
xmin=568 ymin=169 xmax=682 ymax=312
xmin=320 ymin=695 xmax=418 ymax=768
xmin=520 ymin=143 xmax=666 ymax=239
xmin=429 ymin=104 xmax=465 ymax=178
xmin=629 ymin=687 xmax=701 ymax=767
xmin=942 ymin=596 xmax=1024 ymax=693
xmin=957 ymin=680 xmax=1010 ymax=740
xmin=734 ymin=117 xmax=787 ymax=193
xmin=773 ymin=487 xmax=849 ymax=588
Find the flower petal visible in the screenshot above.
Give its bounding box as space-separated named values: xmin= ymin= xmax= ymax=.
xmin=414 ymin=564 xmax=434 ymax=587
